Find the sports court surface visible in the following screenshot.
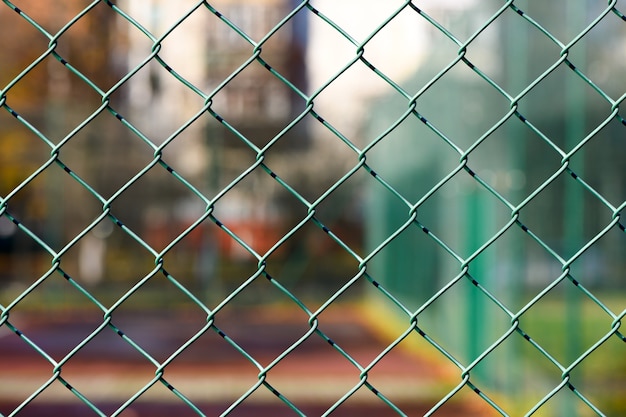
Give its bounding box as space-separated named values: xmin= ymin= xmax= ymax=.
xmin=0 ymin=304 xmax=495 ymax=416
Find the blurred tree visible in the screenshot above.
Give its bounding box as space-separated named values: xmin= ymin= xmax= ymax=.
xmin=0 ymin=0 xmax=123 ymax=250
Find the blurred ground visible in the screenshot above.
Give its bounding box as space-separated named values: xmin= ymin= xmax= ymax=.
xmin=0 ymin=305 xmax=495 ymax=416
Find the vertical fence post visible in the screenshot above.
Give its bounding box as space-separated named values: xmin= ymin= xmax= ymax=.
xmin=505 ymin=2 xmax=528 ymax=400
xmin=465 ymin=185 xmax=493 ymax=384
xmin=564 ymin=3 xmax=586 ymax=416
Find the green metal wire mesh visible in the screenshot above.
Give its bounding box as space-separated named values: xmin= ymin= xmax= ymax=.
xmin=0 ymin=0 xmax=625 ymax=416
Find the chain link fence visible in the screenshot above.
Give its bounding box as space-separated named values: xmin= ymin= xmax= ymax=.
xmin=1 ymin=0 xmax=625 ymax=416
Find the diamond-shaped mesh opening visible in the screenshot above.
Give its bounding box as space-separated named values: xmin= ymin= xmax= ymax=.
xmin=211 ymin=305 xmax=310 ymax=364
xmin=567 ymin=333 xmax=626 ymax=413
xmin=3 ymin=62 xmax=60 ymax=127
xmin=211 ymin=83 xmax=303 ymax=151
xmin=306 ymin=13 xmax=359 ymax=86
xmin=519 ymin=65 xmax=615 ymax=150
xmin=366 ymin=228 xmax=442 ymax=312
xmin=364 ymin=330 xmax=458 ymax=396
xmin=105 ymin=165 xmax=197 ymax=237
xmin=262 ymin=331 xmax=360 ymax=413
xmin=74 ymin=223 xmax=158 ymax=306
xmin=2 ymin=164 xmax=75 ymax=245
xmin=57 ymin=326 xmax=159 ymax=409
xmin=159 ymin=322 xmax=263 ymax=400
xmin=365 ymin=110 xmax=461 ymax=187
xmin=461 ymin=19 xmax=505 ymax=82
xmin=567 ymin=216 xmax=621 ymax=279
xmin=0 ymin=18 xmax=49 ymax=93
xmin=309 ymin=66 xmax=397 ymax=146
xmin=197 ymin=134 xmax=256 ymax=193
xmin=517 ymin=172 xmax=596 ymax=258
xmin=209 ymin=169 xmax=302 ymax=259
xmin=108 ymin=274 xmax=210 ymax=344
xmin=505 ymin=330 xmax=566 ymax=408
xmin=408 ymin=67 xmax=511 ymax=153
xmin=465 ymin=127 xmax=530 ymax=199
xmin=356 ymin=8 xmax=431 ymax=91
xmin=0 ymin=109 xmax=51 ymax=181
xmin=124 ymin=60 xmax=208 ymax=125
xmin=0 ymin=318 xmax=54 ymax=413
xmin=468 ymin=226 xmax=536 ymax=310
xmin=517 ymin=280 xmax=591 ymax=369
xmin=261 ymin=232 xmax=360 ymax=304
xmin=37 ymin=14 xmax=120 ymax=95
xmin=403 ymin=280 xmax=472 ymax=367
xmin=310 ymin=168 xmax=364 ymax=235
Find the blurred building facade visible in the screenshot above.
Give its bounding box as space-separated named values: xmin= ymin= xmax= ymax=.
xmin=117 ymin=0 xmax=308 ymax=263
xmin=120 ymin=0 xmax=307 ymax=171
xmin=2 ymin=0 xmax=622 ymax=295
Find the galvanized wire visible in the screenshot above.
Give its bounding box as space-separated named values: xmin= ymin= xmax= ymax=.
xmin=0 ymin=0 xmax=625 ymax=416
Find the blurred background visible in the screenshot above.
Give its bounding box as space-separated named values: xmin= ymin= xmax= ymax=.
xmin=0 ymin=0 xmax=625 ymax=416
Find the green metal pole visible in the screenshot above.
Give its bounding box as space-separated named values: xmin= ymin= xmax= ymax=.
xmin=564 ymin=4 xmax=586 ymax=417
xmin=505 ymin=2 xmax=528 ymax=400
xmin=466 ymin=186 xmax=493 ymax=384
xmin=467 ymin=187 xmax=481 ymax=364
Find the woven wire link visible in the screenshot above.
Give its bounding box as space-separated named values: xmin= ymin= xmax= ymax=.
xmin=0 ymin=0 xmax=625 ymax=416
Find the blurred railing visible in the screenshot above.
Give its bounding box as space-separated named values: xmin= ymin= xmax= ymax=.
xmin=1 ymin=1 xmax=625 ymax=416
